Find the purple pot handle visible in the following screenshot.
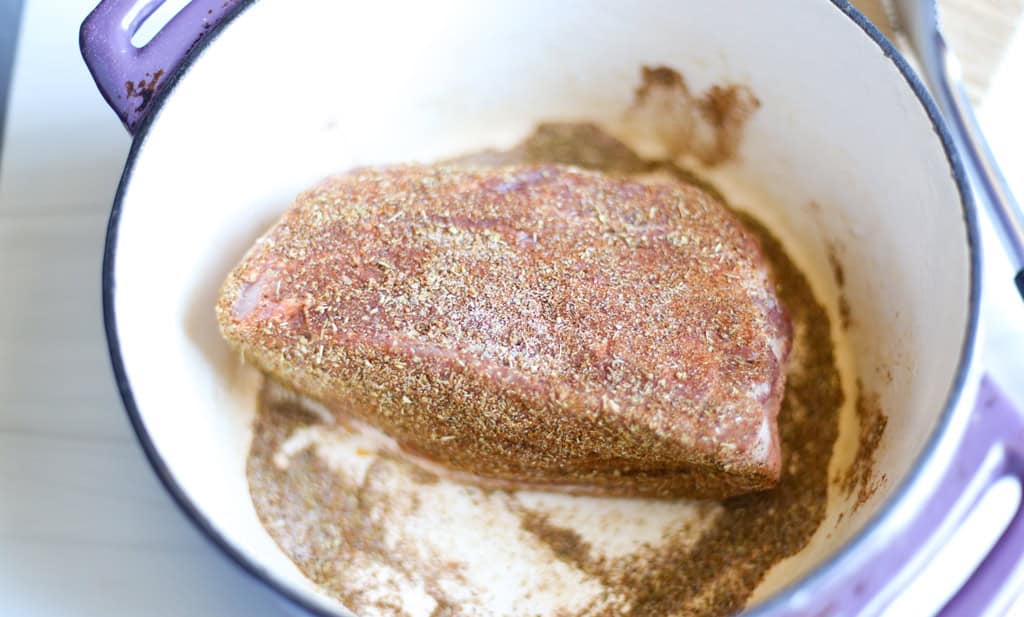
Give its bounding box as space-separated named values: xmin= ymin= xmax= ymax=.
xmin=935 ymin=378 xmax=1024 ymax=616
xmin=80 ymin=0 xmax=241 ymax=134
xmin=782 ymin=376 xmax=1024 ymax=616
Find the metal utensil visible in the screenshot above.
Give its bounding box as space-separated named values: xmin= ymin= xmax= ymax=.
xmin=888 ymin=0 xmax=1024 ymax=301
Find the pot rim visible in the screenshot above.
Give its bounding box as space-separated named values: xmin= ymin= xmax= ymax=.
xmin=99 ymin=1 xmax=981 ymax=614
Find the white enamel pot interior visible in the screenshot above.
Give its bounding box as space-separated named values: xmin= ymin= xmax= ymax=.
xmin=103 ymin=0 xmax=978 ymax=614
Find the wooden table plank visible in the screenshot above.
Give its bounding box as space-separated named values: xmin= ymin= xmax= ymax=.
xmin=853 ymin=0 xmax=1024 ymax=102
xmin=0 ymin=214 xmax=132 ymax=441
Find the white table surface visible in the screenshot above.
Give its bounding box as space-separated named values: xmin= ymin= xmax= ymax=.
xmin=1 ymin=2 xmax=1022 ymax=616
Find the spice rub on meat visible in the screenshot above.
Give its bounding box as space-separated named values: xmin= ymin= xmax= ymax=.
xmin=218 ymin=164 xmax=791 ymax=499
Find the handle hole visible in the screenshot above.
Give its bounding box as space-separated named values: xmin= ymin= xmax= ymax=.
xmin=130 ymin=0 xmax=191 ymax=48
xmin=882 ymin=476 xmax=1021 ymax=616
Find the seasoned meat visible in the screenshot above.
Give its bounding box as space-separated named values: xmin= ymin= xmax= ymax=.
xmin=217 ymin=164 xmax=791 ymax=498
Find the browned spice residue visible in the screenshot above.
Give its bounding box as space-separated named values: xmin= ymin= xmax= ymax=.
xmin=628 ymin=66 xmax=760 ymax=166
xmin=841 ymin=383 xmax=889 ymax=509
xmin=827 ymin=247 xmax=846 ymax=288
xmin=246 ymin=122 xmax=846 ymax=616
xmin=517 ymin=511 xmax=599 ymax=574
xmin=827 ymin=245 xmax=853 ymax=330
xmin=838 ymin=297 xmax=853 ymax=331
xmin=124 ymin=68 xmax=165 ymax=113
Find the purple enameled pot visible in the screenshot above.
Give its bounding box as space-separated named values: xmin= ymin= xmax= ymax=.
xmin=82 ymin=1 xmax=1024 ymax=615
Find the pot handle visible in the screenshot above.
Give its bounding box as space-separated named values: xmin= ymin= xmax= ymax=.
xmin=933 ymin=378 xmax=1024 ymax=616
xmin=798 ymin=377 xmax=1024 ymax=617
xmin=80 ymin=0 xmax=241 ymax=134
xmin=852 ymin=376 xmax=1024 ymax=617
